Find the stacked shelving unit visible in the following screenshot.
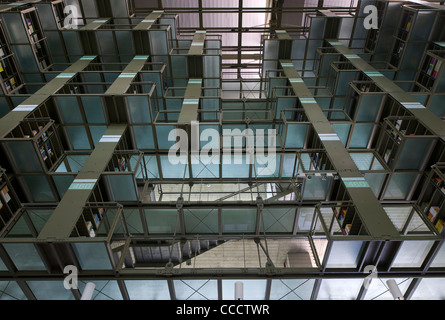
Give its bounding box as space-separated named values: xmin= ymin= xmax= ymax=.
xmin=21 ymin=7 xmax=52 ymax=70
xmin=414 ymin=42 xmax=445 ymax=92
xmin=0 ymin=167 xmax=21 ymax=233
xmin=0 ymin=21 xmax=22 ymax=94
xmin=416 ymin=164 xmax=445 ymax=235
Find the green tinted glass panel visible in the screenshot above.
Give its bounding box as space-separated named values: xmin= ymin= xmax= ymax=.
xmin=66 ymin=126 xmax=90 ymax=149
xmin=0 ymin=281 xmax=27 ymax=300
xmin=71 ymin=242 xmax=113 ymax=270
xmin=27 ymin=281 xmax=75 ymax=300
xmin=23 ymin=175 xmax=56 ymax=202
xmin=57 ymin=97 xmax=83 ymax=123
xmin=145 ymin=208 xmax=179 ymax=234
xmin=222 ymin=208 xmax=256 ymax=233
xmin=125 ymin=280 xmax=170 ymax=300
xmin=127 ymin=96 xmax=151 ymax=123
xmin=184 ymin=208 xmax=218 ymax=234
xmin=7 ymin=141 xmax=42 ymax=172
xmin=3 ymin=243 xmax=46 ymax=271
xmin=260 ymin=207 xmax=296 ymax=233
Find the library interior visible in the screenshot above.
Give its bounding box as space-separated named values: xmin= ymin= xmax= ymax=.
xmin=0 ymin=0 xmax=444 ymax=300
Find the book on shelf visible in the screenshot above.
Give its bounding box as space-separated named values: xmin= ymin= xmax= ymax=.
xmin=428 ymin=206 xmax=439 ymax=222
xmin=421 ymin=202 xmax=429 ymax=213
xmin=432 ymin=60 xmax=442 ymax=80
xmin=404 ymin=15 xmax=412 ymax=32
xmin=85 ymin=221 xmax=96 ymax=237
xmin=39 ymin=145 xmax=47 ymax=161
xmin=1 ymin=186 xmax=11 ymax=203
xmin=427 ymin=57 xmax=436 ymax=76
xmin=344 ymin=224 xmax=352 ymax=235
xmin=435 ymin=219 xmax=445 ymax=234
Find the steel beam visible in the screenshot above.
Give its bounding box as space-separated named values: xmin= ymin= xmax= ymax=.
xmin=328 ymin=40 xmax=445 ymax=141
xmin=0 ymin=56 xmax=97 ymax=138
xmin=37 ymin=124 xmax=127 ymax=240
xmin=280 ymin=60 xmax=400 ymax=240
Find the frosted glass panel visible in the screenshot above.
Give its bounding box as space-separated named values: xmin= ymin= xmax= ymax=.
xmin=286 ymin=124 xmax=307 ymax=148
xmin=127 ymin=96 xmax=151 ymax=123
xmin=145 ymin=208 xmax=179 ymax=234
xmin=282 ymin=154 xmax=296 ymax=177
xmin=7 ymin=141 xmax=42 ymax=172
xmin=108 ymin=175 xmax=137 ymax=201
xmin=392 ymin=240 xmax=434 ymax=268
xmin=66 ymin=126 xmax=90 ymax=149
xmin=221 ymin=155 xmax=250 ymax=178
xmin=349 ymin=124 xmax=373 ymax=148
xmin=302 ymin=177 xmax=331 ymax=200
xmin=23 ymin=176 xmax=56 ymax=202
xmin=71 ymin=242 xmax=113 ymax=270
xmin=410 ymin=278 xmax=445 ymax=300
xmin=125 ymin=280 xmax=170 ymax=300
xmin=318 ymin=279 xmax=364 ymax=300
xmin=396 ymin=139 xmax=432 ymax=170
xmin=81 ymin=96 xmax=106 ymax=123
xmin=0 ymin=281 xmax=27 ymax=300
xmin=326 ymin=241 xmax=364 ymax=268
xmin=384 ymin=173 xmax=416 ymax=200
xmin=132 ymin=126 xmax=155 ymax=149
xmin=222 ymin=208 xmax=257 ymax=233
xmin=184 ymin=208 xmax=218 ymax=234
xmin=270 ymin=279 xmax=315 ymax=300
xmin=430 ymin=242 xmax=445 ymax=267
xmin=159 ymin=155 xmax=189 ymax=179
xmin=3 ymin=243 xmax=47 ymax=271
xmin=174 ymin=280 xmax=218 ymax=300
xmin=27 ymin=281 xmax=75 ymax=300
xmin=156 ymin=125 xmax=176 ymax=149
xmin=260 ymin=207 xmax=295 ymax=233
xmin=27 ymin=209 xmax=54 ymax=233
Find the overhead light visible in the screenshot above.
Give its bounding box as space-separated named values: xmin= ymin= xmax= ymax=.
xmin=234 ymin=281 xmax=243 ymax=300
xmin=386 ymin=279 xmax=404 ymax=300
xmin=80 ymin=282 xmax=96 ymax=300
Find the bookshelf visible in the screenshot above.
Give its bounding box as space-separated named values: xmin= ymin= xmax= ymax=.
xmin=73 ymin=206 xmax=107 ymax=237
xmin=51 ymin=0 xmax=65 ymax=29
xmin=416 ymin=164 xmax=445 ymax=235
xmin=3 ymin=119 xmax=63 ymax=172
xmin=364 ymin=0 xmax=385 ymax=53
xmin=376 ymin=116 xmax=434 ymax=170
xmin=0 ymin=168 xmax=20 ymax=233
xmin=414 ymin=44 xmax=445 ymax=93
xmin=21 ymin=7 xmax=52 ymax=71
xmin=331 ymin=203 xmax=364 ymax=235
xmin=328 ymin=179 xmax=368 ymax=236
xmin=0 ymin=22 xmax=23 ymax=94
xmin=388 ymin=8 xmax=414 ymax=68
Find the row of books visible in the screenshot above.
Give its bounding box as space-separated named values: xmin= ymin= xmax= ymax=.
xmin=24 ymin=126 xmax=54 ymax=162
xmin=433 ymin=177 xmax=445 ymax=194
xmin=0 ymin=185 xmax=11 ymax=211
xmin=426 ymin=57 xmax=442 ymax=80
xmin=332 ymin=203 xmax=354 ymax=235
xmin=115 ymin=156 xmax=127 ymax=172
xmin=312 ymin=152 xmax=327 ymax=171
xmin=85 ymin=208 xmax=105 ymax=237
